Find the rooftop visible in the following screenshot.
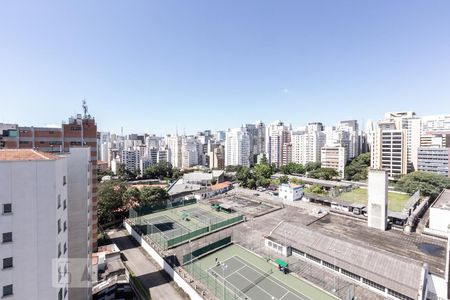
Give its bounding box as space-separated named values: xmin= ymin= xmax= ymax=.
xmin=210 ymin=181 xmax=232 ymax=191
xmin=432 ymin=189 xmax=450 ymax=210
xmin=270 ymin=221 xmax=423 ymax=299
xmin=308 ymin=213 xmax=446 ymax=275
xmin=0 ymin=149 xmax=59 ymax=161
xmin=273 ymin=173 xmax=352 ymax=188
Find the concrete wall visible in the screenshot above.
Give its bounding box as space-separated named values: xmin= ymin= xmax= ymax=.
xmin=67 ymin=147 xmax=92 ymax=300
xmin=429 ymin=208 xmax=450 ymax=234
xmin=124 ymin=222 xmax=203 ymax=300
xmin=368 ymin=169 xmax=388 ymax=230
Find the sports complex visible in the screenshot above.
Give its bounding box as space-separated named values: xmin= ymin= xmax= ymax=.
xmin=187 ymin=244 xmax=336 ymax=300
xmin=128 ymin=202 xmax=244 ymax=249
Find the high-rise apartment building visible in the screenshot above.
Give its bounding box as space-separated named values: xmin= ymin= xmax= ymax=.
xmin=266 ymin=121 xmax=291 ymax=167
xmin=321 ymin=145 xmax=347 ymax=178
xmin=225 ymin=127 xmax=250 ymax=166
xmin=291 ymin=125 xmax=326 ymax=165
xmin=166 ymin=135 xmax=182 ymax=168
xmin=121 ymin=149 xmax=140 ymax=173
xmin=371 ymin=120 xmax=407 ymax=179
xmin=371 ymin=112 xmax=419 ymax=178
xmin=0 ymin=113 xmax=98 ymax=250
xmin=244 ymin=121 xmax=265 ymax=165
xmin=0 ymin=149 xmax=92 ymax=300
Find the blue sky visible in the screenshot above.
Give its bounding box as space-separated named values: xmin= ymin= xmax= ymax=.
xmin=1 ymin=1 xmax=450 ymax=135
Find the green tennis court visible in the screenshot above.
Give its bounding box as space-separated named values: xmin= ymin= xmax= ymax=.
xmin=188 ymin=244 xmax=337 ymax=300
xmin=209 ymin=256 xmax=309 ymax=300
xmin=182 ymin=207 xmax=225 ymax=225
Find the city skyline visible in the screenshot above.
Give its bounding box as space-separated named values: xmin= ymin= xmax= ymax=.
xmin=1 ymin=1 xmax=450 ymax=134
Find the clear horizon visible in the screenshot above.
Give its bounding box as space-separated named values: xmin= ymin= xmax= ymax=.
xmin=1 ymin=1 xmax=450 ymax=135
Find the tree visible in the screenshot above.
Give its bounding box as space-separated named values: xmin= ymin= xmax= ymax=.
xmin=308 ymin=168 xmax=339 ymax=180
xmin=396 ymin=171 xmax=450 ymax=198
xmin=305 ymin=184 xmax=326 ymax=195
xmin=305 ymin=162 xmax=321 ymax=172
xmin=122 ymin=187 xmax=141 ymax=209
xmin=254 ymin=163 xmax=273 ymax=179
xmin=280 ymin=162 xmax=305 ymax=175
xmin=279 ymin=175 xmax=289 ymax=184
xmin=140 ymin=186 xmax=170 ymax=208
xmin=211 ymin=178 xmax=217 ymax=185
xmin=259 ymin=154 xmax=268 ymax=165
xmin=345 ymin=153 xmax=371 ymax=181
xmin=97 ymin=180 xmax=127 ymax=224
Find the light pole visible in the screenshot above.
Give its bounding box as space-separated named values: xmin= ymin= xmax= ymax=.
xmin=221 ymin=263 xmax=228 ymax=300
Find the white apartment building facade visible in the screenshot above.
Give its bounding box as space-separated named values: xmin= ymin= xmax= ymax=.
xmin=291 ymin=128 xmax=326 ymax=165
xmin=0 ymin=150 xmax=70 ymax=300
xmin=166 ymin=135 xmax=182 ymax=168
xmin=225 ymin=127 xmax=250 ymax=166
xmin=266 ymin=121 xmax=291 ymax=167
xmin=371 ymin=119 xmax=408 ymax=179
xmin=321 ymin=145 xmax=347 ymax=178
xmin=120 ymin=149 xmax=140 ymax=173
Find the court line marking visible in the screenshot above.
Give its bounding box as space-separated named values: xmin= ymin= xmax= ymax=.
xmin=182 ymin=207 xmax=225 ymax=224
xmin=212 ymin=256 xmax=283 ymax=300
xmin=144 ymin=215 xmax=191 ymax=239
xmin=207 ymin=263 xmax=249 ymax=300
xmin=233 ymin=256 xmax=311 ymax=300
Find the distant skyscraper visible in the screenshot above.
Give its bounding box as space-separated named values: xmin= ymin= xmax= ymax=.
xmin=225 ymin=127 xmax=250 ymax=166
xmin=244 ymin=121 xmax=265 ymax=165
xmin=291 ymin=124 xmax=326 ymax=165
xmin=266 ymin=121 xmax=291 ymax=167
xmin=371 ymin=112 xmax=419 ymax=178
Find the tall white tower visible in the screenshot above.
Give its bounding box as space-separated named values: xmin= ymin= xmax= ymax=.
xmin=368 ymin=169 xmax=388 ymax=231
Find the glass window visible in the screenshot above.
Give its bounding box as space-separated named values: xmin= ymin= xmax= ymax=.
xmin=3 ymin=257 xmax=13 ymax=269
xmin=2 ymin=284 xmax=13 ymax=297
xmin=2 ymin=232 xmax=12 ymax=243
xmin=3 ymin=204 xmax=12 ymax=214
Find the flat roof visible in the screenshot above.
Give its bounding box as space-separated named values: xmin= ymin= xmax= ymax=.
xmin=0 ymin=149 xmax=59 ymax=161
xmin=269 ymin=221 xmax=423 ymax=299
xmin=432 ymin=189 xmax=450 ymax=210
xmin=308 ymin=214 xmax=446 ymax=276
xmin=274 ymin=173 xmax=352 ymax=188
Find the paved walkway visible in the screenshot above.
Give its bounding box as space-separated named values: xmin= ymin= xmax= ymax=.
xmin=107 ymin=229 xmax=186 ymax=300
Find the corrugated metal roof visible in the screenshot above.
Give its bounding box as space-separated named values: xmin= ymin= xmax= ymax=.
xmin=269 ymin=222 xmax=422 ymax=298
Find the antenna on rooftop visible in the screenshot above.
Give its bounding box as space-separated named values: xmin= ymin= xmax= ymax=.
xmin=82 ymin=99 xmax=88 ymax=118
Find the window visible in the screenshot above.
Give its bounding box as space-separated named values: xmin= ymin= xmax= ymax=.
xmin=363 ymin=278 xmax=385 ymax=291
xmin=64 ymin=243 xmax=67 ymax=254
xmin=57 ymin=195 xmax=61 ymax=209
xmin=2 ymin=204 xmax=12 ymax=214
xmin=63 ymin=221 xmax=67 ymax=232
xmin=2 ymin=284 xmax=13 ymax=297
xmin=63 ymin=199 xmax=67 ymax=210
xmin=341 ymin=269 xmax=361 ymax=281
xmin=58 ymin=288 xmax=63 ymax=300
xmin=58 ymin=243 xmax=62 ymax=258
xmin=57 ymin=219 xmax=61 ymax=234
xmin=63 ymin=176 xmax=66 ymax=186
xmin=2 ymin=257 xmax=13 ymax=269
xmin=2 ymin=232 xmax=12 ymax=243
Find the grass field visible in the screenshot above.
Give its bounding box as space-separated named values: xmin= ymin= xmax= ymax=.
xmin=337 ymin=188 xmax=410 ymax=212
xmin=188 ymin=244 xmax=337 ymax=300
